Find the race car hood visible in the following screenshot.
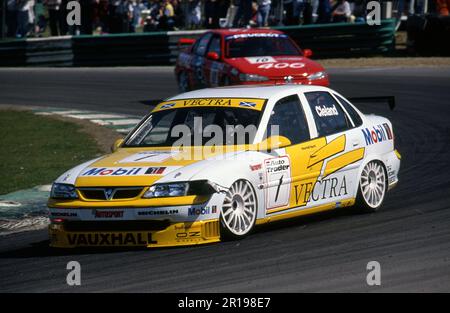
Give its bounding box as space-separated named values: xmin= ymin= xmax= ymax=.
xmin=226 ymin=56 xmax=325 ymax=79
xmin=57 ymin=147 xmax=248 ymax=187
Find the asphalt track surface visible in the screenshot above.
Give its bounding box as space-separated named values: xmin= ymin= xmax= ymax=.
xmin=0 ymin=66 xmax=450 ymax=292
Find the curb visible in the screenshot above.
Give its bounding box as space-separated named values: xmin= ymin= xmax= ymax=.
xmin=33 ymin=108 xmax=141 ymax=134
xmin=0 ymin=185 xmax=51 ymax=235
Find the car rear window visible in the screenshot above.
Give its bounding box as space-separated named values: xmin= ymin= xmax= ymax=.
xmin=333 ymin=94 xmax=363 ymax=127
xmin=305 ymin=91 xmax=351 ymax=137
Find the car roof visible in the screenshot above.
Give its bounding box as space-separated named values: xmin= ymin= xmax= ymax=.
xmin=167 ymin=84 xmax=332 ymax=101
xmin=209 ymin=28 xmax=284 ymax=36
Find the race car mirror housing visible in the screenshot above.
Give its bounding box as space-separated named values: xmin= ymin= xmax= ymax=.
xmin=303 ymin=49 xmax=313 ymax=58
xmin=257 ymin=136 xmax=292 ymax=151
xmin=206 ymin=52 xmax=220 ymax=61
xmin=111 ymin=138 xmax=124 ymax=152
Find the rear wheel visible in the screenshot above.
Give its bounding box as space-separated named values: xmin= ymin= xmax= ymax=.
xmin=220 ymin=180 xmax=257 ymax=240
xmin=356 ymin=161 xmax=387 ymax=212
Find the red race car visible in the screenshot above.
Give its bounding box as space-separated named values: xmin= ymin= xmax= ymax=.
xmin=175 ymin=28 xmax=329 ymax=92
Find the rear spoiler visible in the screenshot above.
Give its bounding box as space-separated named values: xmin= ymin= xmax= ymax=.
xmin=347 ymin=96 xmax=396 ymax=111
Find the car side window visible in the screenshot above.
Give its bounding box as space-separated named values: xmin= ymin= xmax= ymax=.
xmin=333 ymin=94 xmax=363 ymax=127
xmin=265 ymin=95 xmax=310 ymax=145
xmin=207 ymin=36 xmax=221 ymax=58
xmin=305 ymin=91 xmax=351 ymax=137
xmin=194 ymin=33 xmax=213 ymax=56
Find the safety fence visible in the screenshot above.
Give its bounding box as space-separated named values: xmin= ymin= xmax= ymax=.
xmin=0 ymin=19 xmax=396 ymax=67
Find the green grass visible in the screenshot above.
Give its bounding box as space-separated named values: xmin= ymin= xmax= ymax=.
xmin=0 ymin=110 xmax=101 ymax=195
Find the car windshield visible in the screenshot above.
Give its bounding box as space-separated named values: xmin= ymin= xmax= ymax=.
xmin=124 ymin=107 xmax=263 ymax=147
xmin=225 ymin=34 xmax=300 ymax=58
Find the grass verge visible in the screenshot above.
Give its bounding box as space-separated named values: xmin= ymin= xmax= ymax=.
xmin=0 ymin=110 xmax=102 ymax=195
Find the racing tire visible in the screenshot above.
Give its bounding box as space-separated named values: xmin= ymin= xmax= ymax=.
xmin=355 ymin=160 xmax=387 ymax=213
xmin=220 ymin=179 xmax=257 ymax=240
xmin=178 ymin=71 xmax=190 ymax=93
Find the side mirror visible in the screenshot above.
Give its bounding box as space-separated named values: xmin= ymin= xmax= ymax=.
xmin=111 ymin=138 xmax=124 ymax=152
xmin=258 ymin=136 xmax=292 ymax=151
xmin=303 ymin=49 xmax=313 ymax=58
xmin=206 ymin=51 xmax=220 ymax=61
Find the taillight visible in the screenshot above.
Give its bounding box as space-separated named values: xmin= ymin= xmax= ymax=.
xmin=50 ymin=218 xmax=65 ymax=224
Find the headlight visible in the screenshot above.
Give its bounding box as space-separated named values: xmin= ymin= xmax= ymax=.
xmin=239 ymin=73 xmax=269 ymax=82
xmin=50 ymin=183 xmax=78 ymax=199
xmin=143 ymin=182 xmax=189 ymax=198
xmin=307 ymin=71 xmax=327 ymax=81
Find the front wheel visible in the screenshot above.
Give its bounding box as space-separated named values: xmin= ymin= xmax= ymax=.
xmin=355 ymin=161 xmax=387 ymax=213
xmin=220 ymin=180 xmax=257 ymax=240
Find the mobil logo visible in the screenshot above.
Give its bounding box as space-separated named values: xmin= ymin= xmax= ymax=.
xmin=188 ymin=206 xmax=217 ymax=216
xmin=81 ymin=167 xmax=143 ymax=176
xmin=362 ymin=123 xmax=393 ymax=146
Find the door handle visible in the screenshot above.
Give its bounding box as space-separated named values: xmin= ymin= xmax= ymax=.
xmin=352 ymin=140 xmax=360 ymax=147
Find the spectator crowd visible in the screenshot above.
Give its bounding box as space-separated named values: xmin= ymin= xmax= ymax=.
xmin=2 ymin=0 xmax=448 ymax=38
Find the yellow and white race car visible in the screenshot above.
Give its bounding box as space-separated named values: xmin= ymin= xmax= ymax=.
xmin=48 ymin=85 xmax=401 ymax=248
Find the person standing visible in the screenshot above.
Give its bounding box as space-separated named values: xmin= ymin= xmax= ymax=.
xmin=6 ymin=0 xmax=18 ymax=37
xmin=352 ymin=0 xmax=366 ymax=23
xmin=46 ymin=0 xmax=62 ymax=36
xmin=16 ymin=0 xmax=35 ymax=37
xmin=331 ymin=0 xmax=350 ymax=23
xmin=172 ymin=0 xmax=184 ymax=29
xmin=233 ymin=0 xmax=252 ymax=27
xmin=436 ymin=0 xmax=450 ymax=15
xmin=204 ymin=0 xmax=219 ymax=28
xmin=186 ymin=0 xmax=201 ymax=29
xmin=257 ymin=0 xmax=271 ymax=27
xmin=283 ymin=0 xmax=294 ymax=25
xmin=316 ymin=0 xmax=331 ymax=23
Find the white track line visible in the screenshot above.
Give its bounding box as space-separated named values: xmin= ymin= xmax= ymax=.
xmin=65 ymin=114 xmax=130 ymax=120
xmin=116 ymin=128 xmax=134 ymax=133
xmin=51 ymin=110 xmax=91 ymax=115
xmin=91 ymin=119 xmax=141 ymax=126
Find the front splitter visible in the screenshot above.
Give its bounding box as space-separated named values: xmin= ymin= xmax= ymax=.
xmin=48 ymin=219 xmax=220 ymax=248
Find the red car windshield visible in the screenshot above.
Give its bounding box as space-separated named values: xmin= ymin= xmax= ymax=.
xmin=225 ymin=34 xmax=300 ymax=58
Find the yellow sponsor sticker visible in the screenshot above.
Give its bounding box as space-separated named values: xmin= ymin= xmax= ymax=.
xmin=153 ymin=98 xmax=266 ymax=112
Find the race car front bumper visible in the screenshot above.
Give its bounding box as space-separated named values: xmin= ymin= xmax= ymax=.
xmin=48 ymin=219 xmax=220 ymax=248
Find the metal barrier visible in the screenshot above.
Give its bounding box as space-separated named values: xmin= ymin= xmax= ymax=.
xmin=72 ymin=32 xmax=171 ymax=66
xmin=0 ymin=19 xmax=396 ymax=67
xmin=275 ymin=19 xmax=396 ymax=58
